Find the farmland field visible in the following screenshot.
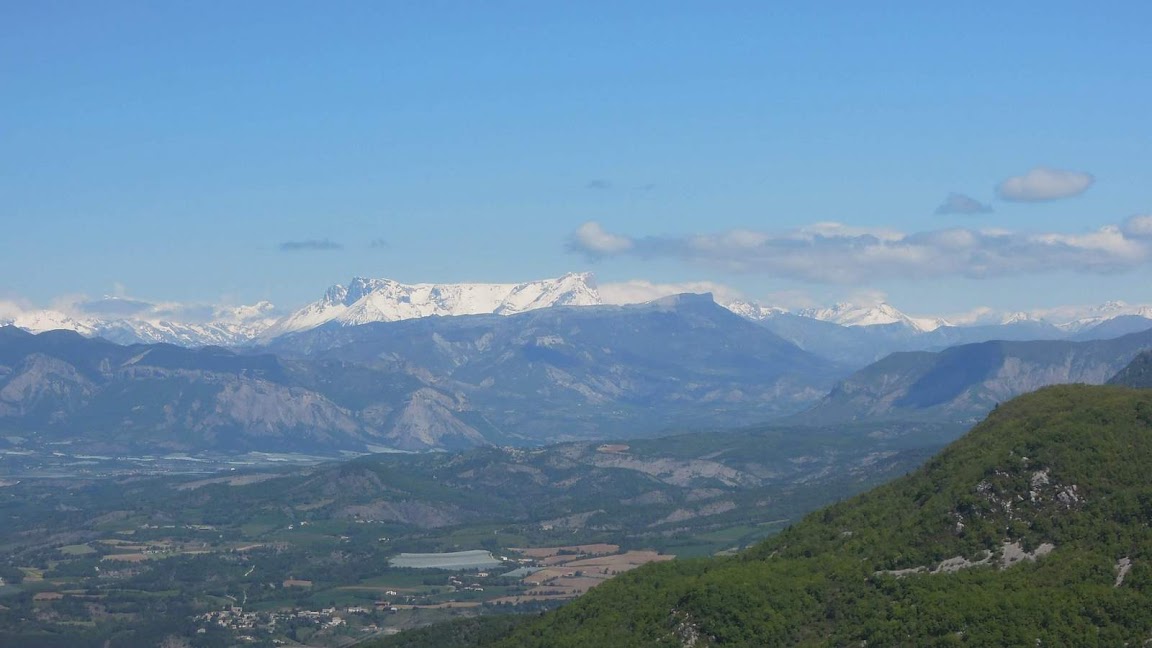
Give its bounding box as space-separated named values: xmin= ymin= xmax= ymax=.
xmin=389 ymin=550 xmax=504 ymax=570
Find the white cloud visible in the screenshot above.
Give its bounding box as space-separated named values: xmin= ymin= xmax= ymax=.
xmin=1 ymin=291 xmax=280 ymax=328
xmin=935 ymin=192 xmax=993 ymax=215
xmin=942 ymin=306 xmax=998 ymax=326
xmin=0 ymin=299 xmax=30 ymax=321
xmin=1121 ymin=214 xmax=1152 ymax=239
xmin=569 ymin=221 xmax=634 ymax=256
xmin=996 ymin=167 xmax=1095 ymax=202
xmin=599 ymin=279 xmax=743 ymax=305
xmin=844 ymin=289 xmax=890 ymax=308
xmin=567 ymin=219 xmax=1152 ymax=284
xmin=796 ymin=222 xmax=904 ymax=242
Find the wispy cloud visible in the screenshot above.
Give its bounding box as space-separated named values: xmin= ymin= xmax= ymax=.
xmin=996 ymin=167 xmax=1095 ymax=202
xmin=568 ymin=221 xmax=634 ymax=256
xmin=1121 ymin=214 xmax=1152 ymax=239
xmin=0 ymin=298 xmax=30 ymax=321
xmin=279 ymin=239 xmax=344 ymax=252
xmin=935 ymin=192 xmax=992 ymax=215
xmin=568 ymin=220 xmax=1151 ymax=284
xmin=76 ymin=297 xmax=155 ymax=317
xmin=0 ymin=291 xmax=280 ymax=328
xmin=599 ymin=279 xmax=743 ymax=305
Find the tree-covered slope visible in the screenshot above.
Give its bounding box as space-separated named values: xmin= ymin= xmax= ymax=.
xmin=407 ymin=385 xmax=1152 ymax=647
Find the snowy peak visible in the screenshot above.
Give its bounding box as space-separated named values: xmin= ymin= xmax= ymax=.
xmin=797 ymin=302 xmax=948 ymax=332
xmin=724 ymin=299 xmax=788 ymax=321
xmin=264 ymin=273 xmax=603 ymax=337
xmin=211 ymin=300 xmax=278 ymax=327
xmin=495 ymin=272 xmax=600 ymax=315
xmin=1056 ymin=301 xmax=1152 ymax=332
xmin=0 ymin=298 xmax=281 ymax=347
xmin=5 ymin=309 xmax=99 ymax=336
xmin=999 ymin=311 xmax=1045 ymax=326
xmin=717 ymin=298 xmax=947 ymax=331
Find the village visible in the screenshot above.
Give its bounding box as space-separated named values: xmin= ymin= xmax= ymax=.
xmin=188 ymin=543 xmax=674 ymax=643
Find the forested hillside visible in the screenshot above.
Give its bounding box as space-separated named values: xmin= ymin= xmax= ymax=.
xmin=375 ymin=385 xmax=1152 ymax=647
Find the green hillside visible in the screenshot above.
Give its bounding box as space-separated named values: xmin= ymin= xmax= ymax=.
xmin=383 ymin=385 xmax=1152 ymax=647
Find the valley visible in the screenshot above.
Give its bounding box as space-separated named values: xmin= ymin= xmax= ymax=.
xmin=3 ymin=292 xmax=1152 ymax=646
xmin=0 ymin=416 xmax=948 ymax=647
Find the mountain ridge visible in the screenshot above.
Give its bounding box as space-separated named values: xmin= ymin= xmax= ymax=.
xmin=802 ymin=328 xmax=1152 ymax=425
xmin=0 ymin=295 xmax=841 ymax=453
xmin=6 ymin=273 xmax=1152 ymax=351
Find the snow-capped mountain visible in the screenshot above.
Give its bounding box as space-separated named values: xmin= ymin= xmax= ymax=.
xmin=262 ymin=272 xmax=603 ymax=338
xmin=725 ymin=299 xmax=787 ymax=321
xmin=940 ymin=302 xmax=1152 ymax=332
xmin=5 ymin=272 xmax=1152 ymax=352
xmin=1 ymin=299 xmax=279 ymax=347
xmin=4 ymin=309 xmax=100 ymax=337
xmin=716 ymin=299 xmax=948 ymax=333
xmin=1047 ymin=301 xmax=1152 ymax=332
xmin=796 ymin=303 xmax=949 ymax=332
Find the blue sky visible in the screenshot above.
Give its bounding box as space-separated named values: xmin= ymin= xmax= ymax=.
xmin=4 ymin=1 xmax=1152 ymax=316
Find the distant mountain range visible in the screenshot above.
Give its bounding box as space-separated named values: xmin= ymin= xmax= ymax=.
xmin=0 ymin=295 xmax=841 ymax=453
xmin=2 ymin=298 xmax=279 ymax=347
xmin=803 ymin=327 xmax=1152 ymax=425
xmin=5 ymin=284 xmax=1150 ymax=455
xmin=4 ymin=274 xmax=1152 ymax=363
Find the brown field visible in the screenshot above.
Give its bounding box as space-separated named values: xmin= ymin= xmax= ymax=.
xmin=512 ymin=543 xmax=619 ymax=559
xmin=526 ymin=576 xmax=607 ymax=595
xmin=522 ymin=567 xmax=576 ymax=583
xmin=562 ymin=550 xmax=673 ymax=571
xmin=521 ymin=549 xmax=674 ymax=599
